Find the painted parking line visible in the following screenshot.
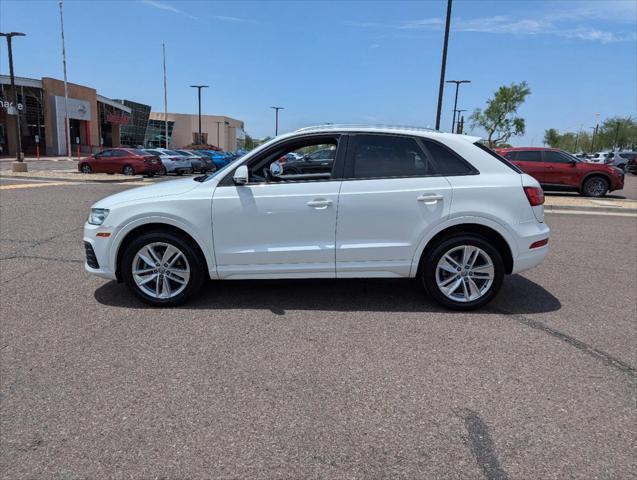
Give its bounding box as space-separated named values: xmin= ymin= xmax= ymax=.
xmin=0 ymin=181 xmax=78 ymax=190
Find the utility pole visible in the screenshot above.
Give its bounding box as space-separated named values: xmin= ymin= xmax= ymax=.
xmin=0 ymin=31 xmax=26 ymax=171
xmin=435 ymin=0 xmax=453 ymax=131
xmin=590 ymin=126 xmax=597 ymax=152
xmin=446 ymin=80 xmax=470 ymax=133
xmin=190 ymin=85 xmax=208 ymax=145
xmin=58 ymin=0 xmax=71 ymax=159
xmin=613 ymin=121 xmax=621 ymax=150
xmin=270 ymin=106 xmax=284 ymax=136
xmin=162 ymin=42 xmax=168 ymax=148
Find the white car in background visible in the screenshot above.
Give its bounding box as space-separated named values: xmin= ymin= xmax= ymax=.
xmin=84 ymin=125 xmax=549 ymax=310
xmin=143 ymin=148 xmax=193 ymax=175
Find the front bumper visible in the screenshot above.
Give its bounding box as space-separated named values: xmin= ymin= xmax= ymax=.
xmin=83 ymin=222 xmax=117 ymax=280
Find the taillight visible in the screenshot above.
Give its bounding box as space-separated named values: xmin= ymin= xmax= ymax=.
xmin=524 ymin=186 xmax=544 ymax=206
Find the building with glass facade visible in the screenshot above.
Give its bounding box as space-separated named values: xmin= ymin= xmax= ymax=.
xmin=116 ymin=100 xmax=151 ymax=147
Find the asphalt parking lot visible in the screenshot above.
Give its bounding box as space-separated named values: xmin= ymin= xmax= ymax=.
xmin=1 ymin=179 xmax=635 ymax=479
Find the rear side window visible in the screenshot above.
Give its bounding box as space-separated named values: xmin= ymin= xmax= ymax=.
xmin=473 ymin=142 xmax=522 ymax=173
xmin=348 ymin=135 xmax=434 ymax=178
xmin=515 ymin=151 xmax=542 ymax=162
xmin=422 ymin=140 xmax=476 ymax=175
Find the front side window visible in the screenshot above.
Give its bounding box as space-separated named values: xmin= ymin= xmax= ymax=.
xmin=348 ymin=135 xmax=432 ymax=179
xmin=544 ymin=151 xmax=573 ymax=163
xmin=245 ymin=137 xmax=338 ymax=183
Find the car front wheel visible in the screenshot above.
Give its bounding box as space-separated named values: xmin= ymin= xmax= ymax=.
xmin=581 ymin=176 xmax=609 ymax=197
xmin=421 ymin=235 xmax=504 ymax=310
xmin=121 ymin=231 xmax=205 ymax=307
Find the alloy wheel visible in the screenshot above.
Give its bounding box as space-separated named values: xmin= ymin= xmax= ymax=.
xmin=435 ymin=245 xmax=494 ymax=303
xmin=123 ymin=165 xmax=135 ymax=176
xmin=132 ymin=242 xmax=190 ymax=299
xmin=584 ymin=178 xmax=607 ymax=196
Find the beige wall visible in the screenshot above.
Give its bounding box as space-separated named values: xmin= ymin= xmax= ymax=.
xmin=149 ymin=112 xmax=244 ymax=151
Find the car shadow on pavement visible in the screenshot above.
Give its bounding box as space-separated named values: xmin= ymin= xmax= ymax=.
xmin=94 ymin=274 xmax=561 ymax=315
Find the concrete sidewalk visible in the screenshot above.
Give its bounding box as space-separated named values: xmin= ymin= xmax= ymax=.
xmin=0 ymin=169 xmax=145 ymax=183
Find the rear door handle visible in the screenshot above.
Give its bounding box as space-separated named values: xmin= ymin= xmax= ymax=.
xmin=307 ymin=199 xmax=333 ymax=208
xmin=417 ymin=194 xmax=444 ymax=203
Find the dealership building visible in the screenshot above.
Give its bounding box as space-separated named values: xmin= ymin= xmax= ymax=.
xmin=0 ymin=75 xmax=132 ymax=156
xmin=0 ymin=75 xmax=246 ymax=156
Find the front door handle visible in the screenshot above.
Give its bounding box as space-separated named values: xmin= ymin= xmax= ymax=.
xmin=417 ymin=193 xmax=444 ymax=204
xmin=307 ymin=199 xmax=333 ymax=209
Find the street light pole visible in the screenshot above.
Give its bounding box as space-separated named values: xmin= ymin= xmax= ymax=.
xmin=454 ymin=108 xmax=466 ymax=134
xmin=270 ymin=106 xmax=284 ymax=136
xmin=435 ymin=0 xmax=453 ymax=131
xmin=1 ymin=31 xmax=26 ymax=170
xmin=446 ymin=80 xmax=470 ymax=133
xmin=190 ymin=85 xmax=208 ymax=145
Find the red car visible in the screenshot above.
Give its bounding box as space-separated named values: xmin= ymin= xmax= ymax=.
xmin=495 ymin=147 xmax=624 ymax=197
xmin=79 ymin=148 xmax=163 ymax=176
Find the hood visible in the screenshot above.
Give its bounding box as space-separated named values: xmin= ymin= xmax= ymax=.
xmin=92 ymin=177 xmax=200 ymax=208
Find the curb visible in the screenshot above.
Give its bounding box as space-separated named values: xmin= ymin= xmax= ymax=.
xmin=544 ymin=204 xmax=637 ymax=215
xmin=0 ymin=174 xmax=148 ymax=184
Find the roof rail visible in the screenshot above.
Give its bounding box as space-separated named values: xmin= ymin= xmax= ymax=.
xmin=295 ymin=124 xmax=441 ymax=133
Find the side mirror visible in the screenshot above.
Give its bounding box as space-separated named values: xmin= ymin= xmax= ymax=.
xmin=233 ymin=165 xmax=249 ymax=185
xmin=569 ymin=160 xmax=577 ymax=166
xmin=270 ymin=162 xmax=283 ymax=176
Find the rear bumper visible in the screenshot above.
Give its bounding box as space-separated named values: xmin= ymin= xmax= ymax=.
xmin=511 ymin=220 xmax=550 ymax=274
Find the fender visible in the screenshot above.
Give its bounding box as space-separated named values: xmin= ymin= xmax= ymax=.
xmin=408 ymin=214 xmax=518 ymax=277
xmin=108 ymin=214 xmax=218 ymax=280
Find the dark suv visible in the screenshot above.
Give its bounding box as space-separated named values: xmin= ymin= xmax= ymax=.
xmin=496 ymin=147 xmax=624 ymax=197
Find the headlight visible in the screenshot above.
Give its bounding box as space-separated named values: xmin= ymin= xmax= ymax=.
xmin=88 ymin=208 xmax=110 ymax=225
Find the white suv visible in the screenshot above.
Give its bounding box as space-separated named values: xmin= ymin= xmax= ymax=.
xmin=84 ymin=126 xmax=549 ymax=310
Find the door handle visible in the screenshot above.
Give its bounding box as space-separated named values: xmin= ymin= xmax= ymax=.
xmin=417 ymin=193 xmax=444 ymax=203
xmin=307 ymin=199 xmax=333 ymax=208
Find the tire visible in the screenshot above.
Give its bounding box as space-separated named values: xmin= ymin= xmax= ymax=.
xmin=581 ymin=176 xmax=609 ymax=197
xmin=421 ymin=234 xmax=504 ymax=311
xmin=120 ymin=230 xmax=205 ymax=307
xmin=80 ymin=163 xmax=92 ymax=174
xmin=123 ymin=165 xmax=135 ymax=176
xmin=160 ymin=167 xmax=167 ymax=176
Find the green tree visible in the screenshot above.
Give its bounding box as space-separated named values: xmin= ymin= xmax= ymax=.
xmin=470 ymin=82 xmax=531 ymax=147
xmin=244 ymin=133 xmax=256 ymax=150
xmin=544 ymin=128 xmax=560 ymax=148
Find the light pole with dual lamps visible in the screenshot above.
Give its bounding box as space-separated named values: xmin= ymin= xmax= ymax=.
xmin=0 ymin=31 xmax=27 ymax=171
xmin=446 ymin=79 xmax=470 ymax=133
xmin=270 ymin=106 xmax=284 ymax=136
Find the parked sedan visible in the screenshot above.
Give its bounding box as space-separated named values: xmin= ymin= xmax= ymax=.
xmin=143 ymin=149 xmax=193 ymax=175
xmin=496 ymin=147 xmax=624 ymax=197
xmin=174 ymin=150 xmax=215 ymax=173
xmin=198 ymin=150 xmax=233 ymax=171
xmin=78 ymin=148 xmax=163 ymax=176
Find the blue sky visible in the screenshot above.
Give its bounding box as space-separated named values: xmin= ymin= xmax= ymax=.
xmin=1 ymin=0 xmax=635 ymax=144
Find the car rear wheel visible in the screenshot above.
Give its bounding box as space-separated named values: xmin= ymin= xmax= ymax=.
xmin=80 ymin=163 xmax=92 ymax=173
xmin=581 ymin=176 xmax=609 ymax=197
xmin=123 ymin=165 xmax=135 ymax=176
xmin=121 ymin=231 xmax=205 ymax=307
xmin=421 ymin=234 xmax=504 ymax=310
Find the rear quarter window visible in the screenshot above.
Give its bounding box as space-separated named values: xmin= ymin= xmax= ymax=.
xmin=423 ymin=140 xmax=478 ymax=175
xmin=472 ymin=142 xmax=522 ymax=173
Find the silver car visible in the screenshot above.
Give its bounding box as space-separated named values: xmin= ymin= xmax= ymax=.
xmin=143 ymin=149 xmax=192 ymax=175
